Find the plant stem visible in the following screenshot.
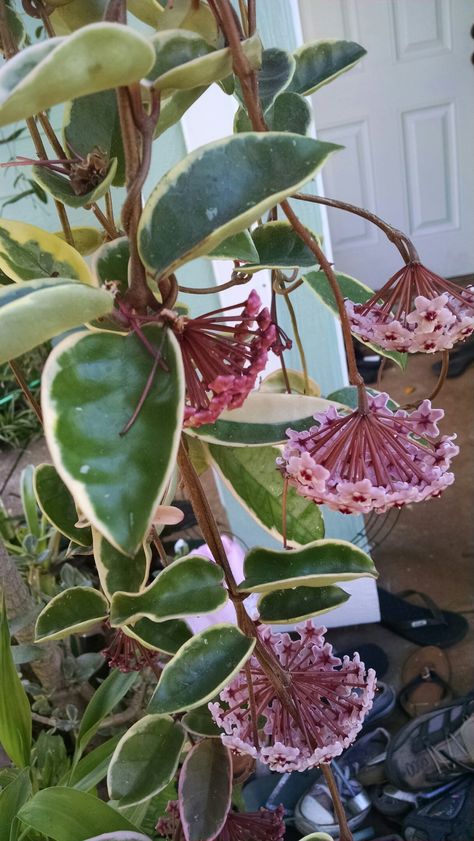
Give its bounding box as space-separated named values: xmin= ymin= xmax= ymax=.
xmin=8 ymin=360 xmax=43 ymax=424
xmin=322 ymin=764 xmax=354 ymax=841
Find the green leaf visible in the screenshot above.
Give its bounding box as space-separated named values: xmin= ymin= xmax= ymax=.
xmin=258 ymin=585 xmax=350 ymax=623
xmin=148 ymin=624 xmax=255 ymax=714
xmin=50 ymin=0 xmax=107 ymax=34
xmin=108 ymin=715 xmax=185 ymax=807
xmin=190 ymin=392 xmax=339 ymax=446
xmin=92 ymin=236 xmax=129 ymax=297
xmin=63 ymin=90 xmax=125 ymax=187
xmin=239 ymin=539 xmax=377 ymax=593
xmin=18 ymin=788 xmax=138 ymax=840
xmin=0 ymin=219 xmax=94 ymax=284
xmin=155 ymin=86 xmax=207 ymax=138
xmin=179 ymin=740 xmax=231 ymax=841
xmin=260 ymin=368 xmax=321 ymax=396
xmin=41 ymin=325 xmax=185 ymax=556
xmin=35 ymin=587 xmax=109 ymax=642
xmin=124 ymin=617 xmax=192 ymax=656
xmin=0 ymin=769 xmax=31 ymax=841
xmin=20 ymin=464 xmax=40 ymax=538
xmin=288 ymin=40 xmax=367 ymax=96
xmin=0 ymin=278 xmax=113 ymax=364
xmin=182 ymin=705 xmax=222 ymax=738
xmin=138 ymin=133 xmax=340 ymax=279
xmin=55 ymin=226 xmax=104 ymax=256
xmin=77 ymin=670 xmax=138 ymax=755
xmin=109 ymin=555 xmax=227 ymax=626
xmin=326 ymin=386 xmax=399 ymax=413
xmin=206 ymin=230 xmax=259 ymax=262
xmin=11 ymin=644 xmax=43 ymax=665
xmin=93 ymin=530 xmax=151 ymax=601
xmin=69 ymin=734 xmax=121 ymax=791
xmin=243 ymin=220 xmax=319 ymax=271
xmin=265 ymin=91 xmax=311 ymax=135
xmin=302 ymin=269 xmax=408 ymax=369
xmin=152 ymin=0 xmax=220 ymax=46
xmin=0 ymin=24 xmax=156 ymax=128
xmin=129 ymin=0 xmax=164 ymax=27
xmin=208 ymin=443 xmax=325 ymax=545
xmin=31 ymin=158 xmax=118 ymax=208
xmin=250 ymin=47 xmax=295 ymax=111
xmin=34 ymin=463 xmax=92 ymax=546
xmin=0 ymin=598 xmax=32 ymax=768
xmin=0 ymin=7 xmax=25 ymax=52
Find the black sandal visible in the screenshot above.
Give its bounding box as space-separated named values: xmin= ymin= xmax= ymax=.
xmin=377 ymin=587 xmax=468 ymax=648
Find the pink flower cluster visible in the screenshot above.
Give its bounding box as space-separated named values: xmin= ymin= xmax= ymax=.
xmin=345 ymin=263 xmax=474 ymax=354
xmin=209 ymin=622 xmax=376 ymax=773
xmin=278 ymin=393 xmax=458 ymax=515
xmin=157 ymin=800 xmax=285 ymax=841
xmin=165 ymin=291 xmax=276 ymax=428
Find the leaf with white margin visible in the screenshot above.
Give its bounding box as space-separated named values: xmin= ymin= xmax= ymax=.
xmin=92 ymin=530 xmax=151 ymax=601
xmin=129 ymin=0 xmax=164 ymax=28
xmin=260 ymin=368 xmax=321 ymax=396
xmin=0 ymin=219 xmax=94 ymax=284
xmin=258 ymin=585 xmax=350 ymax=624
xmin=31 ymin=159 xmax=117 ymax=209
xmin=54 ymin=227 xmax=104 ymax=257
xmin=123 ymin=618 xmax=192 ymax=656
xmin=0 ymin=279 xmax=113 ymax=364
xmin=242 ymin=220 xmax=319 ymax=272
xmin=205 ymin=230 xmax=259 ymax=262
xmin=50 ymin=0 xmax=107 ymax=35
xmin=179 ymin=740 xmax=231 ymax=841
xmin=138 ymin=133 xmax=340 ymax=279
xmin=152 ymin=0 xmax=220 ymax=46
xmin=34 ymin=463 xmax=92 ymax=547
xmin=109 ymin=555 xmax=227 ymax=626
xmin=235 ymin=47 xmax=295 ymax=112
xmin=35 ymin=587 xmax=108 ymax=642
xmin=238 ymin=539 xmax=377 ymax=594
xmin=208 ymin=443 xmax=325 ymax=544
xmin=154 ymin=86 xmax=207 ymax=138
xmin=41 ymin=324 xmax=184 ymax=557
xmin=63 ymin=90 xmax=125 ymax=187
xmin=287 ymin=39 xmax=366 ymax=96
xmin=148 ymin=624 xmax=255 ymax=714
xmin=107 ymin=715 xmax=185 ymax=807
xmin=188 ymin=391 xmax=342 ymax=446
xmin=0 ymin=24 xmax=156 ymax=128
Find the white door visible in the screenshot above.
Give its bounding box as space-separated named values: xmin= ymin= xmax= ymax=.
xmin=299 ymin=0 xmax=474 ymax=288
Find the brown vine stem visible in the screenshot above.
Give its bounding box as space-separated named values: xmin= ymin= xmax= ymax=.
xmin=7 ymin=360 xmax=43 ymax=424
xmin=322 ymin=764 xmax=354 ymax=841
xmin=178 ymin=272 xmax=252 ymax=296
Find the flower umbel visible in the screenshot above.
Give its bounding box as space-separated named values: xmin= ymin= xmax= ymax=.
xmin=278 ymin=393 xmax=458 ymax=515
xmin=161 ymin=291 xmax=276 ymax=427
xmin=345 ymin=262 xmax=474 ymax=353
xmin=102 ymin=626 xmax=161 ymax=673
xmin=157 ymin=800 xmax=285 ymax=841
xmin=209 ymin=622 xmax=376 ymax=772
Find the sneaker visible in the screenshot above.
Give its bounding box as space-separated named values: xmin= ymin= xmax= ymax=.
xmin=294 ymin=762 xmax=371 ymax=838
xmin=386 ymin=693 xmax=474 ymax=791
xmin=339 ymin=727 xmax=391 ymax=786
xmin=363 ymin=681 xmax=396 ymax=728
xmin=403 ymin=775 xmax=474 ymax=840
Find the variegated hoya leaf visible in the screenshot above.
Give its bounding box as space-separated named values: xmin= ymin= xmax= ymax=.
xmin=138 ymin=134 xmax=340 ymax=279
xmin=62 ymin=90 xmax=126 ymax=187
xmin=258 ymin=585 xmax=350 ymax=624
xmin=34 ymin=463 xmax=92 ymax=547
xmin=35 ymin=587 xmax=109 ymax=642
xmin=31 ymin=158 xmax=118 ymax=208
xmin=152 ymin=0 xmax=220 ymax=46
xmin=93 ymin=530 xmax=151 ymax=601
xmin=287 ymin=39 xmax=367 ymax=96
xmin=54 ymin=227 xmax=104 ymax=257
xmin=179 ymin=740 xmax=232 ymax=841
xmin=0 ymin=279 xmax=113 ymax=364
xmin=123 ymin=618 xmax=192 ymax=657
xmin=0 ymin=219 xmax=94 ymax=284
xmin=41 ymin=325 xmax=185 ymax=556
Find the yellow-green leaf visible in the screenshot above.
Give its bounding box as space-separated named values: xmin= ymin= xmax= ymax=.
xmin=0 ymin=598 xmax=31 ymax=768
xmin=0 ymin=219 xmax=94 ymax=284
xmin=54 ymin=227 xmax=103 ymax=256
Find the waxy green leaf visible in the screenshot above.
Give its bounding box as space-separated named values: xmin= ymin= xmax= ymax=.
xmin=0 ymin=278 xmax=113 ymax=364
xmin=63 ymin=90 xmax=126 ymax=187
xmin=77 ymin=670 xmax=138 ymax=754
xmin=266 ymin=91 xmax=312 ymax=135
xmin=129 ymin=0 xmax=164 ymax=28
xmin=109 ymin=555 xmax=227 ymax=626
xmin=35 ymin=587 xmax=108 ymax=642
xmin=206 ymin=230 xmax=259 ymax=262
xmin=243 ymin=220 xmax=319 ymax=272
xmin=239 ymin=539 xmax=377 ymax=594
xmin=152 ymin=0 xmax=220 ymax=46
xmin=31 ymin=158 xmax=118 ymax=208
xmin=69 ymin=734 xmax=121 ymax=792
xmin=258 ymin=586 xmax=350 ymax=623
xmin=50 ymin=0 xmax=107 ymax=34
xmin=182 ymin=705 xmax=223 ymax=738
xmin=41 ymin=325 xmax=185 ymax=556
xmin=149 ymin=624 xmax=255 ymax=714
xmin=93 ymin=236 xmax=129 ymax=297
xmin=0 ymin=24 xmax=156 ymax=127
xmin=302 ymin=269 xmax=408 ymax=369
xmin=55 ymin=227 xmax=104 ymax=256
xmin=0 ymin=770 xmax=31 ymax=841
xmin=0 ymin=599 xmax=32 ymax=769
xmin=138 ymin=134 xmax=340 ymax=278
xmin=108 ymin=715 xmax=185 ymax=807
xmin=155 ymin=86 xmax=207 ymax=137
xmin=260 ymin=368 xmax=321 ymax=396
xmin=93 ymin=531 xmax=151 ymax=601
xmin=288 ymin=40 xmax=367 ymax=96
xmin=18 ymin=788 xmax=138 ymax=840
xmin=209 ymin=443 xmax=324 ymax=544
xmin=179 ymin=740 xmax=232 ymax=841
xmin=34 ymin=463 xmax=92 ymax=546
xmin=190 ymin=392 xmax=339 ymax=446
xmin=124 ymin=617 xmax=192 ymax=656
xmin=0 ymin=219 xmax=94 ymax=284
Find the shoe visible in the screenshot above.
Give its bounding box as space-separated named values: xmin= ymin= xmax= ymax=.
xmin=372 ymin=784 xmax=418 ymax=820
xmin=363 ymin=681 xmax=397 ymax=727
xmin=294 ymin=761 xmax=371 ymax=838
xmin=399 ymin=646 xmax=453 ymax=718
xmin=403 ymin=775 xmax=474 ymax=840
xmin=377 ymin=587 xmax=469 ymax=648
xmin=339 ymin=727 xmax=391 ymax=786
xmin=386 ymin=693 xmax=474 ymax=791
xmin=432 ymin=338 xmax=474 ymax=379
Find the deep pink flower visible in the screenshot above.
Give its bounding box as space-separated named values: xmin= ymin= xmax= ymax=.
xmin=157 ymin=800 xmax=285 ymax=841
xmin=278 ymin=393 xmax=458 ymax=515
xmin=345 ymin=262 xmax=474 ymax=353
xmin=161 ymin=291 xmax=276 ymax=427
xmin=209 ymin=622 xmax=376 ymax=772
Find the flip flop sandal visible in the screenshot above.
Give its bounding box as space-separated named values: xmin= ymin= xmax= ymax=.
xmin=399 ymin=646 xmax=453 ymax=717
xmin=371 ymin=784 xmax=417 ymax=820
xmin=377 ymin=587 xmax=469 ymax=648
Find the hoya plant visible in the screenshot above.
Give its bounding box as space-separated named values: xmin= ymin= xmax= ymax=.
xmin=0 ymin=2 xmax=471 ymax=841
